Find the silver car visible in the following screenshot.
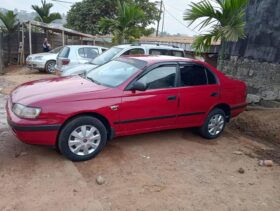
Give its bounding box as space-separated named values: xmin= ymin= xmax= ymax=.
xmin=26 ymin=46 xmax=63 ymax=73
xmin=59 ymin=44 xmax=186 ymax=76
xmin=55 ymin=45 xmax=108 ymax=74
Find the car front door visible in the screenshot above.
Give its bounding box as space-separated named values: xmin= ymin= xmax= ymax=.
xmin=119 ymin=63 xmax=179 ymax=135
xmin=177 ymin=63 xmax=220 ymax=127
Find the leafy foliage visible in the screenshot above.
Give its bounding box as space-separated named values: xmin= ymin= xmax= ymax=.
xmin=66 ymin=0 xmax=159 ymax=35
xmin=66 ymin=0 xmax=116 ymax=34
xmin=99 ymin=1 xmax=152 ymax=44
xmin=0 ymin=10 xmax=18 ymax=33
xmin=184 ymin=0 xmax=248 ymax=53
xmin=32 ymin=0 xmax=62 ymax=24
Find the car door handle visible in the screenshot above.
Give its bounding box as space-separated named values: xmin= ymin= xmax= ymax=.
xmin=210 ymin=92 xmax=219 ymax=97
xmin=167 ymin=96 xmax=177 ymax=101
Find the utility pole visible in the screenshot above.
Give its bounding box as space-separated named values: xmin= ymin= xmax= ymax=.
xmin=0 ymin=32 xmax=3 ymax=74
xmin=156 ymin=0 xmax=163 ymax=37
xmin=161 ymin=3 xmax=165 ymax=36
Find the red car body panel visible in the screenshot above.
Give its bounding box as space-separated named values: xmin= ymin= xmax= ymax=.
xmin=6 ymin=56 xmax=247 ymax=146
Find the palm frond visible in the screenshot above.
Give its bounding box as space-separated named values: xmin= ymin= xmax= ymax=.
xmin=32 ymin=0 xmax=61 ymax=23
xmin=0 ymin=10 xmax=17 ymax=33
xmin=183 ymin=0 xmax=220 ymax=29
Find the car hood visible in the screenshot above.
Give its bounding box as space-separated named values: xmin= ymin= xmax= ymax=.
xmin=28 ymin=52 xmax=57 ymax=58
xmin=61 ymin=63 xmax=98 ymax=76
xmin=11 ymin=76 xmax=109 ymax=106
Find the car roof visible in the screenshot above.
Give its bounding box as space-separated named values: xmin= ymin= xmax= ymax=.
xmin=115 ymin=44 xmax=184 ymax=51
xmin=123 ymin=55 xmax=198 ymax=65
xmin=63 ymin=45 xmax=107 ymax=48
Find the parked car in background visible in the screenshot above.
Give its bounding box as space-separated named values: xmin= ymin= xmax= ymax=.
xmin=26 ymin=46 xmax=63 ymax=73
xmin=55 ymin=45 xmax=108 ymax=74
xmin=7 ymin=56 xmax=247 ymax=161
xmin=58 ymin=44 xmax=185 ymax=76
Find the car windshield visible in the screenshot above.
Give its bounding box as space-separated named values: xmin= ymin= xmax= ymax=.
xmin=87 ymin=59 xmax=145 ymax=87
xmin=49 ymin=47 xmax=62 ymax=54
xmin=90 ymin=47 xmax=123 ymax=65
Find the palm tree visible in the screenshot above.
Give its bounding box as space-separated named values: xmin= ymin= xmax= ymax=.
xmin=99 ymin=1 xmax=146 ymax=44
xmin=32 ymin=0 xmax=61 ymax=24
xmin=184 ymin=0 xmax=248 ymax=64
xmin=0 ymin=10 xmax=18 ymax=64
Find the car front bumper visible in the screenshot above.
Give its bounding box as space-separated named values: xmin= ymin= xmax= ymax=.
xmin=6 ymin=98 xmax=60 ymax=146
xmin=26 ymin=60 xmax=46 ymax=69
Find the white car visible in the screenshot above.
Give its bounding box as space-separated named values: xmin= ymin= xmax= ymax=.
xmin=26 ymin=47 xmax=63 ymax=73
xmin=59 ymin=44 xmax=186 ymax=76
xmin=55 ymin=45 xmax=108 ymax=74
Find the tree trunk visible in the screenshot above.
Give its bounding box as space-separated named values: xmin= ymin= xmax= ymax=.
xmin=7 ymin=34 xmax=11 ymax=65
xmin=218 ymin=38 xmax=226 ymax=71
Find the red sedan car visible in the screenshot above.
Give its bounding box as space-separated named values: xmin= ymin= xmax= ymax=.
xmin=6 ymin=56 xmax=246 ymax=161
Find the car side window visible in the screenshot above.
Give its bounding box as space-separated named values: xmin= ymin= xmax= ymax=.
xmin=78 ymin=48 xmax=98 ymax=59
xmin=206 ymin=68 xmax=217 ymax=84
xmin=172 ymin=50 xmax=184 ymax=57
xmin=149 ymin=49 xmax=169 ymax=56
xmin=180 ymin=65 xmax=207 ymax=86
xmin=101 ymin=48 xmax=107 ymax=53
xmin=137 ymin=65 xmax=176 ymax=90
xmin=122 ymin=48 xmax=145 ymax=55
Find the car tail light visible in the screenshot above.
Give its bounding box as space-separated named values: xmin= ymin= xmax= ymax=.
xmin=61 ymin=59 xmax=70 ymax=65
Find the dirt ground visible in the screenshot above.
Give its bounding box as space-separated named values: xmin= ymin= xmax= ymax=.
xmin=0 ymin=66 xmax=280 ymax=211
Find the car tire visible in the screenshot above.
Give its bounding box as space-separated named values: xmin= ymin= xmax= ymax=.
xmin=45 ymin=60 xmax=56 ymax=74
xmin=58 ymin=116 xmax=107 ymax=161
xmin=199 ymin=108 xmax=226 ymax=139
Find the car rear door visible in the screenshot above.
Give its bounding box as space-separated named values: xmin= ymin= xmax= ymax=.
xmin=177 ymin=63 xmax=220 ymax=127
xmin=119 ymin=63 xmax=180 ymax=134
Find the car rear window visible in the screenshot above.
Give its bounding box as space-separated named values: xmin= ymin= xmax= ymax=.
xmin=58 ymin=47 xmax=70 ymax=58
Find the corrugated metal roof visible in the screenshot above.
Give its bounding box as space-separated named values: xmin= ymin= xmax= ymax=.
xmin=25 ymin=20 xmax=95 ymax=38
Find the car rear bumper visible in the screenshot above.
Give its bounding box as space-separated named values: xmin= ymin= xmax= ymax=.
xmin=6 ymin=98 xmax=60 ymax=146
xmin=230 ymin=103 xmax=247 ymax=117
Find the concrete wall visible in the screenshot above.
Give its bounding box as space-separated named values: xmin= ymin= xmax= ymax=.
xmin=222 ymin=0 xmax=280 ymax=101
xmin=223 ymin=56 xmax=280 ymax=100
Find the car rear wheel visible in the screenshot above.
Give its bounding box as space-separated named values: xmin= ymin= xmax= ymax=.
xmin=45 ymin=60 xmax=56 ymax=73
xmin=199 ymin=108 xmax=226 ymax=139
xmin=58 ymin=116 xmax=107 ymax=161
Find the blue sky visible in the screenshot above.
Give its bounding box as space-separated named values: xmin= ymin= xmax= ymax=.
xmin=2 ymin=0 xmax=203 ymax=36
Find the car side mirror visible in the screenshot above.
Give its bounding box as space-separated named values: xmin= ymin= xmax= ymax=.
xmin=130 ymin=81 xmax=147 ymax=91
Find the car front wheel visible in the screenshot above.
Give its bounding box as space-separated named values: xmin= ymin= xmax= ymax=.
xmin=45 ymin=60 xmax=56 ymax=73
xmin=199 ymin=108 xmax=226 ymax=139
xmin=58 ymin=116 xmax=107 ymax=161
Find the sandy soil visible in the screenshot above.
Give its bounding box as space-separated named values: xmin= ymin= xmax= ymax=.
xmin=0 ymin=66 xmax=279 ymax=211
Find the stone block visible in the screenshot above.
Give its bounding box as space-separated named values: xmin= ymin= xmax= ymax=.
xmin=247 ymin=94 xmax=261 ymax=104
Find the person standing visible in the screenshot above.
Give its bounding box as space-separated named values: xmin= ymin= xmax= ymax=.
xmin=42 ymin=38 xmax=51 ymax=52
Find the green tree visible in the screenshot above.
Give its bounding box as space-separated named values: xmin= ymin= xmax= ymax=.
xmin=99 ymin=1 xmax=152 ymax=44
xmin=66 ymin=0 xmax=159 ymax=35
xmin=0 ymin=10 xmax=18 ymax=64
xmin=66 ymin=0 xmax=116 ymax=34
xmin=184 ymin=0 xmax=248 ymax=64
xmin=32 ymin=0 xmax=61 ymax=24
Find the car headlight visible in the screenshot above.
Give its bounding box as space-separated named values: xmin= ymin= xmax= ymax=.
xmin=12 ymin=103 xmax=41 ymax=119
xmin=34 ymin=56 xmax=43 ymax=60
